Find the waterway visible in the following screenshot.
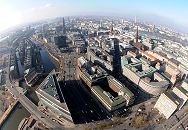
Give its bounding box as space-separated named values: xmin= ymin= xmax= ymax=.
xmin=0 ymin=103 xmax=30 ymax=130
xmin=40 ymin=46 xmax=57 ymax=73
xmin=16 ymin=52 xmax=24 ymax=78
xmin=1 ymin=43 xmax=57 ymax=130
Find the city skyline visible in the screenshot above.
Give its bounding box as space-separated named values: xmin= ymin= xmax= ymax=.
xmin=0 ymin=0 xmax=188 ymax=33
xmin=0 ymin=9 xmax=188 ymax=130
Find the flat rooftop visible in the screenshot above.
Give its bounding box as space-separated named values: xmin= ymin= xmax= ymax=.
xmin=122 ymin=56 xmax=157 ymax=78
xmin=92 ymin=85 xmax=126 ymax=108
xmin=92 ymin=76 xmax=134 ymax=109
xmin=37 ymin=70 xmax=69 ymax=111
xmin=163 ymin=91 xmax=182 ymax=105
xmin=78 ymin=57 xmax=108 ymax=80
xmin=107 ymin=76 xmax=134 ymax=98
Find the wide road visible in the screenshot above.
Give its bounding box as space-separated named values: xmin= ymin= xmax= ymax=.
xmin=60 ymin=52 xmax=109 ymax=124
xmin=6 ymin=55 xmax=64 ymax=130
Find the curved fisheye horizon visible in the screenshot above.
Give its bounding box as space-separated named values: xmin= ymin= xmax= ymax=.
xmin=0 ymin=1 xmax=188 ymax=130
xmin=0 ymin=0 xmax=188 ymax=33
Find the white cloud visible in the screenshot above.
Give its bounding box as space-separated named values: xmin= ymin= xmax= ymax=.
xmin=44 ymin=3 xmax=52 ymax=8
xmin=31 ymin=7 xmax=36 ymax=11
xmin=0 ymin=5 xmax=22 ymax=31
xmin=24 ymin=5 xmax=65 ymax=23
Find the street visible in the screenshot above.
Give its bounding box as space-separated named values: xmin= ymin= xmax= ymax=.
xmin=59 ymin=52 xmax=109 ymax=124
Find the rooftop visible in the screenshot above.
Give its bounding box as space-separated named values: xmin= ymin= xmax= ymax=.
xmin=91 ymin=75 xmax=134 ymax=110
xmin=121 ymin=55 xmax=157 ymax=78
xmin=107 ymin=76 xmax=134 ymax=98
xmin=37 ymin=70 xmax=69 ymax=111
xmin=40 ymin=74 xmax=59 ymax=99
xmin=78 ymin=57 xmax=108 ymax=80
xmin=92 ymin=85 xmax=126 ymax=107
xmin=122 ymin=56 xmax=169 ymax=89
xmin=143 ymin=51 xmax=157 ymax=61
xmin=163 ymin=91 xmax=181 ymax=105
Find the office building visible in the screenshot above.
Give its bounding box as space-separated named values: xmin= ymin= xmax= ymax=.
xmin=0 ymin=70 xmax=2 ymax=85
xmin=121 ymin=55 xmax=169 ymax=96
xmin=91 ymin=76 xmax=134 ymax=111
xmin=24 ymin=68 xmax=43 ymax=87
xmin=36 ymin=70 xmax=73 ymax=123
xmin=87 ymin=46 xmax=113 ymax=72
xmin=62 ymin=17 xmax=66 ymax=34
xmin=54 ymin=35 xmax=67 ymax=49
xmin=77 ymin=57 xmax=134 ymax=111
xmin=154 ymin=81 xmax=188 ymax=119
xmin=154 ymin=91 xmax=181 ymax=119
xmin=10 ymin=51 xmax=19 ymax=80
xmin=77 ymin=56 xmax=108 ymax=87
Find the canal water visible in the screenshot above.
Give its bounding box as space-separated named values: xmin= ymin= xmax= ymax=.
xmin=1 ymin=45 xmax=57 ymax=130
xmin=0 ymin=103 xmax=30 ymax=130
xmin=40 ymin=47 xmax=57 ymax=73
xmin=16 ymin=52 xmax=24 ymax=78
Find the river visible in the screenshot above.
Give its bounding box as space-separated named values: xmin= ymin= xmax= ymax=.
xmin=0 ymin=44 xmax=57 ymax=130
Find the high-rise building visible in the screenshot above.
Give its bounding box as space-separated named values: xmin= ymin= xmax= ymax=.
xmin=54 ymin=35 xmax=67 ymax=49
xmin=99 ymin=19 xmax=102 ymax=28
xmin=135 ymin=26 xmax=138 ymax=44
xmin=112 ymin=38 xmax=121 ymax=76
xmin=110 ymin=21 xmax=114 ymax=35
xmin=36 ymin=70 xmax=73 ymax=123
xmin=62 ymin=17 xmax=66 ymax=34
xmin=55 ymin=25 xmax=63 ymax=34
xmin=77 ymin=57 xmax=134 ymax=111
xmin=121 ymin=55 xmax=169 ymax=96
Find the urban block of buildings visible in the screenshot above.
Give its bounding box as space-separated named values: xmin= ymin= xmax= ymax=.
xmin=9 ymin=51 xmax=19 ymax=80
xmin=154 ymin=80 xmax=188 ymax=119
xmin=36 ymin=70 xmax=73 ymax=123
xmin=87 ymin=46 xmax=113 ymax=72
xmin=121 ymin=55 xmax=169 ymax=96
xmin=77 ymin=57 xmax=134 ymax=111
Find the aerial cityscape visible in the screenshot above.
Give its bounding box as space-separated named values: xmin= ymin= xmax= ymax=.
xmin=0 ymin=0 xmax=188 ymax=130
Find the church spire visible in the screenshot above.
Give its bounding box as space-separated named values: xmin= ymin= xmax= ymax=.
xmin=135 ymin=25 xmax=138 ymax=44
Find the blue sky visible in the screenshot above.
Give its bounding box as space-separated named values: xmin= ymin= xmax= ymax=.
xmin=0 ymin=0 xmax=188 ymax=32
